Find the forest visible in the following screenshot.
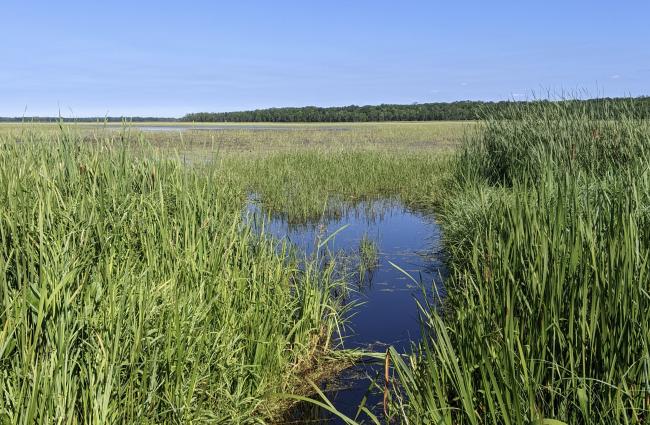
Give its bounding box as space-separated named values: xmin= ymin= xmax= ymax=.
xmin=2 ymin=97 xmax=649 ymax=123
xmin=183 ymin=97 xmax=650 ymax=122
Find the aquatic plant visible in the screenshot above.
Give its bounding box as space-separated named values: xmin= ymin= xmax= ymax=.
xmin=220 ymin=150 xmax=452 ymax=224
xmin=357 ymin=234 xmax=379 ymax=284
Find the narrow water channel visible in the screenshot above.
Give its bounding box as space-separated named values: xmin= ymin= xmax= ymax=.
xmin=248 ymin=200 xmax=446 ymax=423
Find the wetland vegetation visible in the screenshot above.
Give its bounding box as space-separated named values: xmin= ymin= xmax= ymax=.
xmin=1 ymin=99 xmax=649 ymax=424
xmin=0 ymin=121 xmax=458 ymax=424
xmin=385 ymin=100 xmax=650 ymax=424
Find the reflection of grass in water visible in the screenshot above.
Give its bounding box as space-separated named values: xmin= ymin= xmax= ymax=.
xmin=315 ymin=230 xmax=381 ymax=288
xmin=258 ymin=198 xmax=401 ymax=234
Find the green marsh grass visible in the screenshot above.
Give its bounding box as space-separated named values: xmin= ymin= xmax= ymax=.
xmin=358 ymin=234 xmax=379 ymax=270
xmin=0 ymin=131 xmax=345 ymax=423
xmin=0 ymin=123 xmax=455 ymax=423
xmin=0 ymin=121 xmax=471 ymax=154
xmin=219 ymin=150 xmax=453 ymax=225
xmin=358 ymin=234 xmax=379 ymax=284
xmin=386 ymin=99 xmax=650 ymax=424
xmin=9 ymin=106 xmax=647 ymax=424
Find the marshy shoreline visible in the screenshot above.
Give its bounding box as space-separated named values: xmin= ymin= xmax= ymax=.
xmin=1 ymin=103 xmax=649 ymax=424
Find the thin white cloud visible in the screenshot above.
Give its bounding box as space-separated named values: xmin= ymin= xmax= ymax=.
xmin=610 ymin=74 xmax=621 ymax=79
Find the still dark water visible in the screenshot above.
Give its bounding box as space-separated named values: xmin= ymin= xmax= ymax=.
xmin=248 ymin=200 xmax=446 ymax=423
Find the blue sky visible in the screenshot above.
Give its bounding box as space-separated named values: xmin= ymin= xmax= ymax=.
xmin=1 ymin=0 xmax=649 ymax=117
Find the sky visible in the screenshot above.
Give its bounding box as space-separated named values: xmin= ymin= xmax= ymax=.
xmin=1 ymin=0 xmax=649 ymax=117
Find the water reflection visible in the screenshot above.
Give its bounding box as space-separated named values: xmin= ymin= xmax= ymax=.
xmin=247 ymin=199 xmax=446 ymax=423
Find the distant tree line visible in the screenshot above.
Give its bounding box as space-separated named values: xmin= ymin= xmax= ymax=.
xmin=183 ymin=97 xmax=650 ymax=122
xmin=2 ymin=97 xmax=649 ymax=123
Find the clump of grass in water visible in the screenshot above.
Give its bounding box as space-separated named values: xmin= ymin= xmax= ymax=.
xmin=358 ymin=234 xmax=379 ymax=283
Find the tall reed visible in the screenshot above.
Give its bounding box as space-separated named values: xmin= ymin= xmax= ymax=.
xmin=388 ymin=98 xmax=650 ymax=424
xmin=0 ymin=131 xmax=341 ymax=423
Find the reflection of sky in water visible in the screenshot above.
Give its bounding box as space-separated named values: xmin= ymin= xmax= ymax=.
xmin=247 ymin=199 xmax=447 ymax=423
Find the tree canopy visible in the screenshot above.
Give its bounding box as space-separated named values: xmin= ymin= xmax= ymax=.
xmin=2 ymin=97 xmax=648 ymax=123
xmin=183 ymin=97 xmax=650 ymax=123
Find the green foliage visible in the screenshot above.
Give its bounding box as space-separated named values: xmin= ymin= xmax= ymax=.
xmin=357 ymin=234 xmax=379 ymax=280
xmin=461 ymin=98 xmax=650 ymax=184
xmin=0 ymin=134 xmax=342 ymax=423
xmin=5 ymin=99 xmax=650 ymax=424
xmin=388 ymin=99 xmax=650 ymax=424
xmin=219 ymin=149 xmax=452 ymax=224
xmin=183 ymin=97 xmax=650 ymax=123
